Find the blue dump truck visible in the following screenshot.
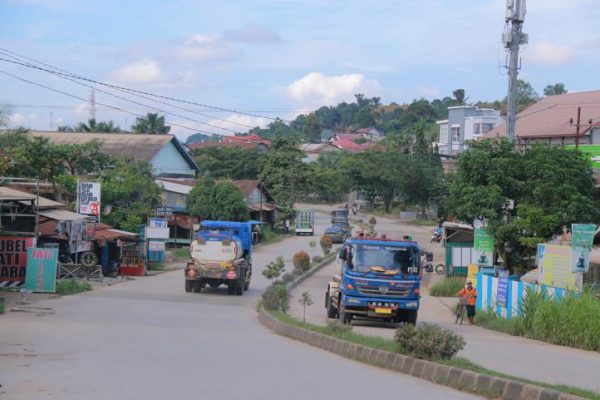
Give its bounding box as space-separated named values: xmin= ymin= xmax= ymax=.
xmin=326 ymin=236 xmax=433 ymax=325
xmin=185 ymin=221 xmax=255 ymax=296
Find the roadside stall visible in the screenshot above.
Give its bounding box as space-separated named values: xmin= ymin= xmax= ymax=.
xmin=93 ymin=224 xmax=139 ymax=277
xmin=442 ymin=221 xmax=474 ymax=277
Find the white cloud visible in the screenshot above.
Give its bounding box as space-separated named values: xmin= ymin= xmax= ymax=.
xmin=526 ymin=42 xmax=574 ymax=64
xmin=112 ymin=60 xmax=162 ymax=83
xmin=223 ymin=24 xmax=282 ymax=44
xmin=287 ymin=72 xmax=381 ymax=109
xmin=9 ymin=112 xmax=38 ymax=126
xmin=73 ymin=102 xmax=88 ymax=116
xmin=175 ymin=34 xmax=241 ymax=63
xmin=208 ymin=114 xmax=270 ymax=134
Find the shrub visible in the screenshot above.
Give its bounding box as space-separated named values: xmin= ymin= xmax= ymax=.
xmin=55 ymin=279 xmax=92 ymax=295
xmin=309 ymin=240 xmax=316 ymax=248
xmin=262 ymin=256 xmax=285 ymax=283
xmin=262 ymin=283 xmax=289 ymax=312
xmin=312 ymin=255 xmax=324 ymax=264
xmin=281 ymin=273 xmax=295 ymax=283
xmin=430 ymin=278 xmax=465 ymax=297
xmin=0 ymin=297 xmax=4 ymax=314
xmin=292 ymin=267 xmax=304 ymax=276
xmin=475 ymin=310 xmax=525 ymax=336
xmin=326 ymin=320 xmax=353 ymax=335
xmin=293 ymin=251 xmax=311 ymax=273
xmin=394 ymin=323 xmax=465 ymax=360
xmin=320 ymin=235 xmax=333 ymax=255
xmin=368 ymin=216 xmax=377 ymax=226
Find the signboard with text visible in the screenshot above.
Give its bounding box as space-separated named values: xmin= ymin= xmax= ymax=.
xmin=497 ymin=269 xmax=509 ymax=308
xmin=148 ymin=241 xmax=166 ymax=251
xmin=0 ymin=237 xmax=35 ymax=286
xmin=473 ymin=228 xmax=494 ymax=266
xmin=541 ymin=245 xmax=577 ymax=289
xmin=24 ymin=248 xmax=58 ymax=293
xmin=79 ymin=181 xmax=101 ymax=218
xmin=571 ymin=223 xmax=595 ymax=273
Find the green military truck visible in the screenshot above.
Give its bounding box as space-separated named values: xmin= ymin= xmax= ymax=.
xmin=295 ymin=210 xmax=315 ymax=236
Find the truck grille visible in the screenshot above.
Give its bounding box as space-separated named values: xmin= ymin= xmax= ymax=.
xmin=358 ymin=286 xmax=410 ymax=297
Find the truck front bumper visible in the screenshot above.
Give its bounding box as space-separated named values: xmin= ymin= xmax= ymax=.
xmin=342 ymin=294 xmax=419 ymax=313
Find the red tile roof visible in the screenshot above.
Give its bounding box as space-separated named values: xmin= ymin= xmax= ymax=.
xmin=231 ymin=180 xmax=259 ymax=197
xmin=484 ymin=90 xmax=600 ymax=139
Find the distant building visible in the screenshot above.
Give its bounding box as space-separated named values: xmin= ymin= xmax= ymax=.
xmin=436 ymin=106 xmax=504 ymax=156
xmin=300 ymin=143 xmax=341 ymax=163
xmin=187 ymin=134 xmax=271 ymax=152
xmin=27 ymin=131 xmax=198 ymax=177
xmin=483 ymin=90 xmax=600 ymax=149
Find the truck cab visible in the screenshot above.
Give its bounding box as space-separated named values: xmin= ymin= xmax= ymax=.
xmin=326 ymin=236 xmax=432 ymax=325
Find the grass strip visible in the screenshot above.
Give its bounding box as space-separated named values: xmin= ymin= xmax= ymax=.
xmin=55 ymin=278 xmax=92 ymax=295
xmin=430 ymin=277 xmax=465 ymax=297
xmin=268 ymin=309 xmax=599 ymax=399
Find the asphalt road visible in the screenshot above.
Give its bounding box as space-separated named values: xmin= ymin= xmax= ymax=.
xmin=289 ymin=209 xmax=600 ymax=393
xmin=0 ymin=210 xmax=479 ymax=400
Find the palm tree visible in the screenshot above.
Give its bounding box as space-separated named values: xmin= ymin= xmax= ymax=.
xmin=62 ymin=119 xmax=122 ymax=133
xmin=131 ymin=113 xmax=171 ymax=134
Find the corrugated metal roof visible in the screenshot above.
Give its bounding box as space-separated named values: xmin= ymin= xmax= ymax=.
xmin=156 ymin=179 xmax=194 ymax=195
xmin=27 ymin=131 xmax=198 ymax=171
xmin=19 ymin=196 xmax=66 ymax=209
xmin=0 ymin=186 xmax=37 ymax=201
xmin=38 ymin=208 xmax=88 ymax=221
xmin=484 ymin=90 xmax=600 ymax=139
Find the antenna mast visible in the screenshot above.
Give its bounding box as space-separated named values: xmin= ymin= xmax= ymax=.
xmin=89 ymin=89 xmax=96 ymax=121
xmin=503 ymin=0 xmax=528 ymax=142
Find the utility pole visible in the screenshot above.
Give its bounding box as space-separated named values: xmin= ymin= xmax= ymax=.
xmin=89 ymin=89 xmax=96 ymax=121
xmin=570 ymin=107 xmax=593 ymax=149
xmin=503 ymin=0 xmax=528 ymax=142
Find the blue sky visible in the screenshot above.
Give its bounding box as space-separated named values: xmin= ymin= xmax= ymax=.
xmin=1 ymin=0 xmax=599 ymax=140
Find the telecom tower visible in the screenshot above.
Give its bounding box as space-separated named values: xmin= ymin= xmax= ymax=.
xmin=89 ymin=89 xmax=96 ymax=121
xmin=503 ymin=0 xmax=528 ymax=142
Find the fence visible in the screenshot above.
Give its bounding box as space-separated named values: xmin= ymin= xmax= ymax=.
xmin=476 ymin=272 xmax=569 ymax=319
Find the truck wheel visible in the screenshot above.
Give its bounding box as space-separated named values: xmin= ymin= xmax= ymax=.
xmin=185 ymin=280 xmax=194 ymax=293
xmin=326 ymin=292 xmax=337 ymax=318
xmin=227 ymin=285 xmax=236 ymax=295
xmin=338 ymin=301 xmax=352 ymax=325
xmin=235 ymin=281 xmax=243 ymax=296
xmin=405 ymin=310 xmax=418 ymax=325
xmin=244 ymin=279 xmax=250 ymax=291
xmin=194 ymin=281 xmax=204 ymax=293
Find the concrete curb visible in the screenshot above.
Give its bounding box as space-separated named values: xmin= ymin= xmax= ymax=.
xmin=258 ymin=309 xmax=583 ymax=400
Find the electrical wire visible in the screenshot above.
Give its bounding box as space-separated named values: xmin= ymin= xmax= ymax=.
xmin=0 ymin=47 xmax=286 ymax=122
xmin=0 ymin=68 xmax=214 ymax=134
xmin=0 ymin=53 xmax=249 ymax=133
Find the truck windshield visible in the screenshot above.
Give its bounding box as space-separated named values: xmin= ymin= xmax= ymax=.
xmin=351 ymin=245 xmax=419 ymax=274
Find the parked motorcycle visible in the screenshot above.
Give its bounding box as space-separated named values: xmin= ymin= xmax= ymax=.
xmin=430 ymin=228 xmax=442 ymax=243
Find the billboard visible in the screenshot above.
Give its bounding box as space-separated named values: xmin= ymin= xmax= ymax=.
xmin=571 ymin=223 xmax=595 ymax=273
xmin=473 ymin=228 xmax=494 ymax=266
xmin=0 ymin=237 xmax=36 ymax=286
xmin=539 ymin=244 xmax=577 ymax=289
xmin=24 ymin=248 xmax=58 ymax=293
xmin=79 ymin=181 xmax=101 ymax=217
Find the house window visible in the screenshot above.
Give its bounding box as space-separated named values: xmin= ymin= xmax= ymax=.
xmin=451 ymin=126 xmax=460 ymax=142
xmin=473 ymin=123 xmax=495 ymax=135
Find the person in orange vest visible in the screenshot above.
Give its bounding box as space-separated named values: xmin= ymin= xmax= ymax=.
xmin=458 ymin=279 xmax=478 ymax=324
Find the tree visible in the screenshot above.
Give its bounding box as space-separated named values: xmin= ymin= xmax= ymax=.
xmin=298 ymin=291 xmax=314 ymax=322
xmin=262 ymin=256 xmax=285 ymax=283
xmin=187 ymin=178 xmax=249 ymax=221
xmin=449 ymin=139 xmax=597 ymax=273
xmin=452 ymin=89 xmax=466 ymax=105
xmin=59 ymin=119 xmax=122 ymax=133
xmin=543 ymin=83 xmax=567 ymax=97
xmin=259 ymin=134 xmax=310 ymax=212
xmin=101 ymin=160 xmax=162 ymax=231
xmin=513 ymin=80 xmax=539 ymax=110
xmin=131 ymin=113 xmax=171 ymax=134
xmin=303 ymin=113 xmax=322 ymax=143
xmin=192 ymin=146 xmax=264 ymax=180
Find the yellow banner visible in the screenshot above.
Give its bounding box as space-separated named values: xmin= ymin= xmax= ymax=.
xmin=541 ymin=245 xmax=577 ymax=289
xmin=468 ymin=263 xmax=479 ymax=287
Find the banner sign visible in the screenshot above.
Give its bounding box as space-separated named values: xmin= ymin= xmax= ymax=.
xmin=537 ymin=243 xmax=545 ymax=284
xmin=148 ymin=241 xmax=166 ymax=251
xmin=541 ymin=245 xmax=577 ymax=289
xmin=145 ymin=226 xmax=170 ymax=239
xmin=0 ymin=237 xmax=35 ymax=286
xmin=467 ymin=263 xmax=479 ymax=287
xmin=473 ymin=228 xmax=494 ymax=266
xmin=155 ymin=207 xmax=173 ymax=217
xmin=149 ymin=218 xmax=168 ymax=228
xmin=571 ymin=223 xmax=595 ymax=273
xmin=497 ymin=269 xmax=509 ymax=308
xmin=24 ymin=248 xmax=58 ymax=293
xmin=79 ymin=181 xmax=101 ymax=216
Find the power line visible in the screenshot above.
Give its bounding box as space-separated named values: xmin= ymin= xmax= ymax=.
xmin=0 ymin=68 xmax=216 ymax=134
xmin=0 ymin=47 xmax=285 ymax=123
xmin=0 ymin=54 xmax=243 ymax=133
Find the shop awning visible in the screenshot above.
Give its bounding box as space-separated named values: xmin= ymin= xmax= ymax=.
xmin=247 ymin=203 xmax=278 ymax=212
xmin=38 ymin=208 xmax=88 ymax=221
xmin=95 ymin=228 xmax=138 ymax=241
